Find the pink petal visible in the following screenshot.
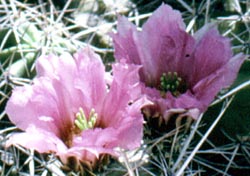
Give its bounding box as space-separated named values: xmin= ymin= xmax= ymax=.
xmin=190 ymin=27 xmax=233 ymax=85
xmin=193 ymin=23 xmax=217 ymax=42
xmin=111 ymin=16 xmax=141 ymax=65
xmin=74 ymin=48 xmax=107 ymax=114
xmin=116 ymin=96 xmax=152 ymax=149
xmin=69 ymin=128 xmax=118 ymax=160
xmin=193 ymin=53 xmax=245 ymax=106
xmin=5 ymin=78 xmax=61 ymax=135
xmin=142 ymin=4 xmax=185 ymax=32
xmin=75 ymin=129 xmax=117 ymax=147
xmin=157 ymin=92 xmax=202 ymax=120
xmin=101 ymin=62 xmax=141 ymax=127
xmin=6 ymin=125 xmax=67 ymax=154
xmin=36 ymin=52 xmax=84 ymax=119
xmin=36 ymin=52 xmax=77 ymax=85
xmin=138 ymin=4 xmax=191 ymax=83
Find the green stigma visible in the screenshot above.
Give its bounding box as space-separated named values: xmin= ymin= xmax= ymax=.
xmin=75 ymin=108 xmax=97 ymax=131
xmin=160 ymin=72 xmax=184 ymax=96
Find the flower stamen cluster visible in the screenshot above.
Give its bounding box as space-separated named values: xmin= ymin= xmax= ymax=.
xmin=159 ymin=72 xmax=186 ymax=97
xmin=160 ymin=72 xmax=183 ymax=96
xmin=75 ymin=108 xmax=97 ymax=131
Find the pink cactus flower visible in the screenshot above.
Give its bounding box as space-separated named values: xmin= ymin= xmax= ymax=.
xmin=5 ymin=48 xmax=149 ymax=169
xmin=111 ymin=4 xmax=245 ymax=122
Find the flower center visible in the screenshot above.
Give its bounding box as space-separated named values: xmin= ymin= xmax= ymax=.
xmin=64 ymin=108 xmax=98 ymax=148
xmin=74 ymin=108 xmax=97 ymax=131
xmin=159 ymin=72 xmax=186 ymax=97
